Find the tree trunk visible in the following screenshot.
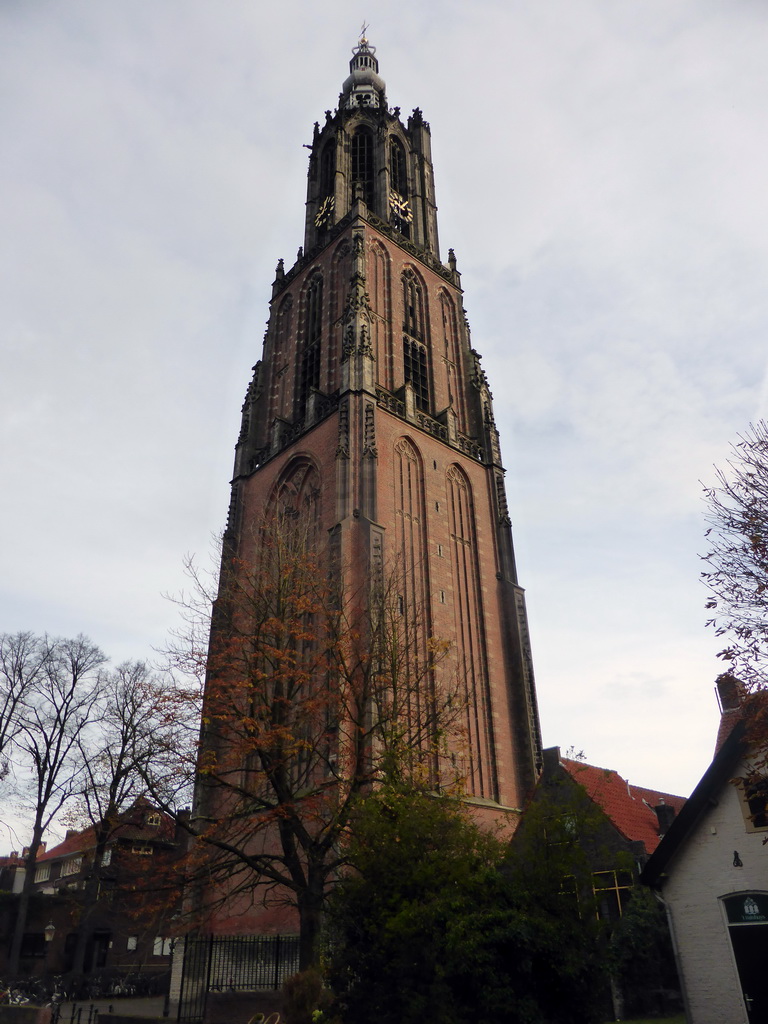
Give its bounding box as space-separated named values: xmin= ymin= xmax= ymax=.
xmin=297 ymin=872 xmax=325 ymax=971
xmin=70 ymin=824 xmax=111 ymax=977
xmin=70 ymin=877 xmax=98 ymax=977
xmin=7 ymin=824 xmax=44 ymax=978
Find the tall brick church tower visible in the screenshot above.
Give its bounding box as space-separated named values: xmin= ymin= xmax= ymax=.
xmin=225 ymin=36 xmax=541 ymax=813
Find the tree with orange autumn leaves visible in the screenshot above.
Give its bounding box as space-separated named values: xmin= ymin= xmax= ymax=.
xmin=160 ymin=512 xmax=467 ymax=970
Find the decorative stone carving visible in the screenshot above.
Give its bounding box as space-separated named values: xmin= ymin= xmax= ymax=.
xmin=362 ymin=403 xmax=377 ymax=459
xmin=336 ymin=400 xmax=350 ymax=459
xmin=495 ymin=472 xmax=511 ymax=526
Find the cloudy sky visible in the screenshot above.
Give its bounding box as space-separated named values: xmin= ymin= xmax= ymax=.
xmin=3 ymin=0 xmax=767 ymax=824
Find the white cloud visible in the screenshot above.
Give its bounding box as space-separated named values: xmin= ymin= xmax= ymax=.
xmin=2 ymin=0 xmax=768 ymax=817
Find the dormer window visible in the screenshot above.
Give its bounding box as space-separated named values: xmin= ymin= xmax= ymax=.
xmin=146 ymin=812 xmax=161 ymax=826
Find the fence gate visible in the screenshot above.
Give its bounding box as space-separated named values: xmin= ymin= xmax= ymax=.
xmin=177 ymin=935 xmax=300 ymax=1023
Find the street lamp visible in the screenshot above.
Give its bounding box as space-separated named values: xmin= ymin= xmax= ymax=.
xmin=43 ymin=922 xmax=56 ymax=979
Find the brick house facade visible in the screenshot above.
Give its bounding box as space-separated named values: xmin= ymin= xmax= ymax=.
xmin=0 ymin=799 xmax=185 ymax=991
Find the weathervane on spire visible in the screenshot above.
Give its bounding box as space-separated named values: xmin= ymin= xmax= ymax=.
xmin=359 ymin=21 xmax=370 ymax=45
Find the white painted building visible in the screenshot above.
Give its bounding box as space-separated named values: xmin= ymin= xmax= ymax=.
xmin=642 ymin=681 xmax=768 ymax=1024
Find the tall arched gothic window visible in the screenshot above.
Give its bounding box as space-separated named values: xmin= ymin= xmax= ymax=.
xmin=446 ymin=465 xmax=496 ymax=800
xmin=393 ymin=437 xmax=433 ymax=773
xmin=389 ymin=137 xmax=410 ymax=239
xmin=320 ymin=139 xmax=336 ymax=197
xmin=270 ymin=295 xmax=293 ymax=422
xmin=369 ymin=239 xmax=391 ymax=386
xmin=270 ymin=457 xmax=322 ymax=531
xmin=351 ymin=127 xmax=375 ymax=209
xmin=438 ymin=290 xmax=466 ymax=430
xmin=402 ymin=271 xmax=423 ymax=338
xmin=402 ymin=271 xmax=429 ymax=411
xmin=297 ymin=275 xmax=323 ymax=419
xmin=390 ymin=137 xmax=408 ymax=198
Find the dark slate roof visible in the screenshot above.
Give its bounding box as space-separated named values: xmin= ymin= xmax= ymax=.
xmin=38 ymin=799 xmax=175 ymax=862
xmin=641 ymin=719 xmax=746 ymax=887
xmin=562 ymin=758 xmax=687 ymax=854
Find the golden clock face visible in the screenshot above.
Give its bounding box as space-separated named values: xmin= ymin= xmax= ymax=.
xmin=389 ymin=189 xmax=413 ymax=223
xmin=314 ymin=195 xmax=335 ymax=228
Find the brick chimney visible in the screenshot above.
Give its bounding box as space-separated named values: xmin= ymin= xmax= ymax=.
xmin=714 ymin=673 xmax=744 ymax=754
xmin=653 ymin=798 xmax=676 ymax=836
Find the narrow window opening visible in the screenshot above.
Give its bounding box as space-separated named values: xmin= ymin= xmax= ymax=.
xmin=298 ymin=276 xmax=323 ymax=419
xmin=403 ymin=277 xmax=422 ymax=338
xmin=390 ymin=138 xmax=408 ymax=197
xmin=351 ymin=128 xmax=375 ymax=208
xmin=320 ymin=140 xmax=336 ymax=197
xmin=403 ymin=338 xmax=429 ymax=411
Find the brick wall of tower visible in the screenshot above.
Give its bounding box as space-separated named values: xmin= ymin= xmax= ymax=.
xmin=187 ymin=43 xmax=545 ymax=982
xmin=231 ymin=216 xmax=539 ymax=812
xmin=373 ymin=412 xmax=527 ymax=811
xmin=255 ymin=229 xmax=473 ymax=449
xmin=198 ymin=201 xmax=539 ymax=955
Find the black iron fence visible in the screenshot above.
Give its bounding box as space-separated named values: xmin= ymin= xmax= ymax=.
xmin=178 ymin=934 xmax=300 ymax=1023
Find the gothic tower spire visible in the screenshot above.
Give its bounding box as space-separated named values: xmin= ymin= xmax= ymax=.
xmin=303 ymin=38 xmax=440 ymax=258
xmin=186 ymin=37 xmax=547 ymax=981
xmin=228 ymin=32 xmax=541 ymax=819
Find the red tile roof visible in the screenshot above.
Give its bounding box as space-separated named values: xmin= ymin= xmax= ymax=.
xmin=562 ymin=758 xmax=687 ymax=854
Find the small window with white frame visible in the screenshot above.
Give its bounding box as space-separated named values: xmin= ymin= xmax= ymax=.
xmin=100 ymin=847 xmax=112 ymax=867
xmin=34 ymin=864 xmax=50 ymax=883
xmin=127 ymin=936 xmax=138 ymax=952
xmin=60 ymin=856 xmax=82 ymax=876
xmin=146 ymin=812 xmax=161 ymax=826
xmin=153 ymin=937 xmax=172 ymax=956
